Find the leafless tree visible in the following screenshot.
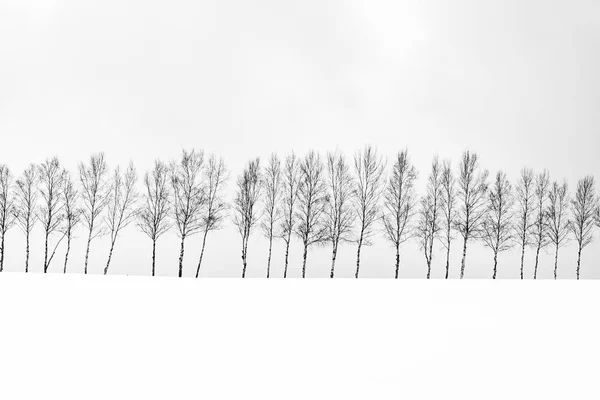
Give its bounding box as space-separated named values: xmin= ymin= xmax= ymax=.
xmin=570 ymin=176 xmax=596 ymax=280
xmin=38 ymin=157 xmax=66 ymax=273
xmin=547 ymin=181 xmax=570 ymax=279
xmin=195 ymin=154 xmax=228 ymax=278
xmin=514 ymin=168 xmax=535 ymax=279
xmin=79 ymin=153 xmax=110 ymax=274
xmin=103 ymin=163 xmax=139 ymax=275
xmin=456 ymin=151 xmax=489 ymax=279
xmin=171 ymin=149 xmax=205 ymax=278
xmin=295 ymin=151 xmax=328 ymax=278
xmin=138 ymin=160 xmax=171 ymax=276
xmin=417 ymin=157 xmax=443 ymax=279
xmin=233 ymin=158 xmax=262 ymax=278
xmin=381 ymin=150 xmax=418 ymax=279
xmin=278 ymin=153 xmax=300 ymax=278
xmin=15 ymin=164 xmax=38 ymax=272
xmin=530 ymin=170 xmax=550 ymax=279
xmin=62 ymin=172 xmax=81 ymax=273
xmin=352 ymin=145 xmax=386 ymax=278
xmin=481 ymin=171 xmax=514 ymax=279
xmin=260 ymin=154 xmax=281 ymax=278
xmin=0 ymin=165 xmax=16 ymax=272
xmin=439 ymin=160 xmax=457 ymax=279
xmin=325 ymin=151 xmax=356 ymax=278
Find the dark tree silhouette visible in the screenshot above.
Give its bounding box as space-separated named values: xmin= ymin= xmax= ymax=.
xmin=233 ymin=158 xmax=262 ymax=278
xmin=79 ymin=153 xmax=110 ymax=274
xmin=195 ymin=154 xmax=228 ymax=278
xmin=417 ymin=157 xmax=443 ymax=279
xmin=547 ymin=181 xmax=570 ymax=279
xmin=570 ymin=176 xmax=596 ymax=280
xmin=0 ymin=165 xmax=16 ymax=272
xmin=278 ymin=153 xmax=300 ymax=278
xmin=439 ymin=160 xmax=457 ymax=279
xmin=324 ymin=151 xmax=355 ymax=278
xmin=138 ymin=160 xmax=171 ymax=276
xmin=514 ymin=168 xmax=535 ymax=279
xmin=104 ymin=163 xmax=139 ymax=275
xmin=456 ymin=151 xmax=488 ymax=279
xmin=38 ymin=158 xmax=66 ymax=273
xmin=381 ymin=150 xmax=418 ymax=279
xmin=352 ymin=145 xmax=385 ymax=278
xmin=295 ymin=151 xmax=328 ymax=278
xmin=62 ymin=172 xmax=81 ymax=273
xmin=260 ymin=154 xmax=281 ymax=278
xmin=15 ymin=164 xmax=38 ymax=273
xmin=171 ymin=150 xmax=205 ymax=278
xmin=530 ymin=170 xmax=550 ymax=279
xmin=481 ymin=171 xmax=514 ymax=279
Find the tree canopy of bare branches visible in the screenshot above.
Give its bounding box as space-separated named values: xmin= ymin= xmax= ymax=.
xmin=79 ymin=153 xmax=110 ymax=274
xmin=381 ymin=150 xmax=418 ymax=279
xmin=138 ymin=160 xmax=171 ymax=276
xmin=233 ymin=158 xmax=262 ymax=278
xmin=514 ymin=168 xmax=535 ymax=279
xmin=481 ymin=171 xmax=514 ymax=279
xmin=530 ymin=170 xmax=550 ymax=279
xmin=352 ymin=145 xmax=386 ymax=278
xmin=62 ymin=171 xmax=81 ymax=273
xmin=38 ymin=157 xmax=66 ymax=273
xmin=325 ymin=151 xmax=355 ymax=278
xmin=456 ymin=151 xmax=489 ymax=279
xmin=417 ymin=157 xmax=443 ymax=279
xmin=570 ymin=176 xmax=596 ymax=279
xmin=547 ymin=181 xmax=570 ymax=279
xmin=278 ymin=153 xmax=300 ymax=278
xmin=15 ymin=164 xmax=38 ymax=273
xmin=439 ymin=160 xmax=457 ymax=279
xmin=104 ymin=163 xmax=139 ymax=275
xmin=171 ymin=149 xmax=205 ymax=278
xmin=0 ymin=165 xmax=16 ymax=272
xmin=195 ymin=154 xmax=228 ymax=278
xmin=260 ymin=154 xmax=281 ymax=278
xmin=295 ymin=151 xmax=328 ymax=278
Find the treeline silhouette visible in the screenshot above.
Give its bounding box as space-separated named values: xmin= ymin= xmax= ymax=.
xmin=0 ymin=147 xmax=598 ymax=279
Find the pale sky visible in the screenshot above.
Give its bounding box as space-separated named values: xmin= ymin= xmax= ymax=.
xmin=1 ymin=0 xmax=599 ymax=278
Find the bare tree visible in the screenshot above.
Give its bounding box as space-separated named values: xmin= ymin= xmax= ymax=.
xmin=295 ymin=151 xmax=328 ymax=278
xmin=481 ymin=171 xmax=514 ymax=279
xmin=79 ymin=153 xmax=110 ymax=274
xmin=15 ymin=164 xmax=38 ymax=272
xmin=138 ymin=160 xmax=171 ymax=276
xmin=456 ymin=151 xmax=489 ymax=279
xmin=352 ymin=145 xmax=386 ymax=278
xmin=547 ymin=181 xmax=570 ymax=279
xmin=38 ymin=157 xmax=66 ymax=273
xmin=514 ymin=168 xmax=535 ymax=279
xmin=233 ymin=158 xmax=262 ymax=278
xmin=325 ymin=151 xmax=356 ymax=278
xmin=103 ymin=163 xmax=139 ymax=275
xmin=570 ymin=176 xmax=596 ymax=280
xmin=195 ymin=154 xmax=228 ymax=278
xmin=530 ymin=170 xmax=550 ymax=279
xmin=0 ymin=165 xmax=16 ymax=272
xmin=381 ymin=150 xmax=418 ymax=279
xmin=62 ymin=172 xmax=81 ymax=273
xmin=260 ymin=154 xmax=281 ymax=278
xmin=171 ymin=149 xmax=205 ymax=278
xmin=439 ymin=160 xmax=457 ymax=279
xmin=278 ymin=153 xmax=300 ymax=278
xmin=417 ymin=157 xmax=443 ymax=279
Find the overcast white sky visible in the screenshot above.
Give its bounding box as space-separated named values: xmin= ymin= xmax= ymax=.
xmin=0 ymin=0 xmax=599 ymax=278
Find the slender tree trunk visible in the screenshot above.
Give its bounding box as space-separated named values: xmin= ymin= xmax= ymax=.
xmin=178 ymin=234 xmax=186 ymax=278
xmin=427 ymin=237 xmax=434 ymax=279
xmin=84 ymin=227 xmax=93 ymax=274
xmin=394 ymin=244 xmax=400 ymax=279
xmin=576 ymin=244 xmax=582 ymax=280
xmin=533 ymin=245 xmax=541 ymax=279
xmin=445 ymin=237 xmax=451 ymax=279
xmin=195 ymin=229 xmax=209 ymax=278
xmin=241 ymin=234 xmax=248 ymax=278
xmin=355 ymin=229 xmax=365 ymax=279
xmin=283 ymin=236 xmax=291 ymax=278
xmin=104 ymin=239 xmax=116 ymax=275
xmin=25 ymin=233 xmax=30 ymax=273
xmin=0 ymin=232 xmax=5 ymax=272
xmin=330 ymin=243 xmax=338 ymax=279
xmin=301 ymin=243 xmax=308 ymax=278
xmin=460 ymin=236 xmax=468 ymax=279
xmin=520 ymin=243 xmax=525 ymax=280
xmin=492 ymin=251 xmax=498 ymax=279
xmin=43 ymin=230 xmax=49 ymax=273
xmin=151 ymin=239 xmax=156 ymax=277
xmin=63 ymin=234 xmax=72 ymax=274
xmin=553 ymin=245 xmax=559 ymax=280
xmin=266 ymin=235 xmax=273 ymax=278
